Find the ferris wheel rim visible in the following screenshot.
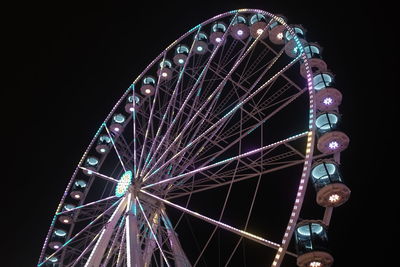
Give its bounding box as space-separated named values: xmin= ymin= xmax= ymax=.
xmin=38 ymin=8 xmax=319 ymax=267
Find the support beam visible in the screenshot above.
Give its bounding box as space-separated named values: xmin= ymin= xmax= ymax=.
xmin=125 ymin=193 xmax=144 ymax=267
xmin=84 ymin=197 xmax=127 ymax=267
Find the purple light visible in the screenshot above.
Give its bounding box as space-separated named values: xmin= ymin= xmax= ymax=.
xmin=323 ymin=97 xmax=333 ymax=105
xmin=329 ymin=141 xmax=339 ymax=150
xmin=237 ymin=29 xmax=243 ymax=36
xmin=215 ymin=37 xmax=222 ymax=43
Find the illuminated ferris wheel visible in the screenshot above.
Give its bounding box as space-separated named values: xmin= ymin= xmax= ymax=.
xmin=38 ymin=9 xmax=350 ymax=267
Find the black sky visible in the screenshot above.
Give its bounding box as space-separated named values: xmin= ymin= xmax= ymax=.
xmin=2 ymin=0 xmax=396 ymax=266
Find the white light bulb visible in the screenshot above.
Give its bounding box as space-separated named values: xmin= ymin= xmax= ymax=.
xmin=328 ymin=141 xmax=339 ymax=149
xmin=323 ymin=97 xmax=333 ymax=105
xmin=329 ymin=194 xmax=340 ymax=203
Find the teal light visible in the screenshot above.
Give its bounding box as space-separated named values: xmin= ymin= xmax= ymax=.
xmin=54 ymin=229 xmax=67 ymax=237
xmin=115 ymin=170 xmax=133 ymax=197
xmin=48 ymin=257 xmax=58 ymax=263
xmin=64 ymin=204 xmax=76 ymax=211
xmin=311 ymin=163 xmax=336 ymax=180
xmin=87 ymin=157 xmax=98 ymax=166
xmin=75 ymin=180 xmax=87 ymax=188
xmin=128 ymin=95 xmax=140 ymax=104
xmin=143 ymin=76 xmax=156 ymax=85
xmin=250 ymin=14 xmax=265 ymax=25
xmin=99 ymin=135 xmax=111 ymax=143
xmin=315 ymin=113 xmax=338 ymax=130
xmin=212 ymin=22 xmax=227 ymax=32
xmin=297 ymin=224 xmax=324 ymax=236
xmin=176 ymin=45 xmax=189 ymax=54
xmin=113 ymin=114 xmax=126 ymax=124
xmin=313 ymin=73 xmax=333 ymax=90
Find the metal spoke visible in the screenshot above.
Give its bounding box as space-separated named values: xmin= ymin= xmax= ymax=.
xmin=78 ymin=167 xmax=118 ymax=183
xmin=143 ymin=54 xmax=302 ymax=183
xmin=56 ymin=195 xmax=118 ymax=216
xmin=140 ymin=190 xmax=297 ymax=256
xmin=38 ymin=198 xmax=123 ymax=267
xmin=143 ymin=131 xmax=308 ymax=189
xmin=140 ymin=19 xmax=237 ymax=179
xmin=104 ymin=123 xmax=127 ymax=172
xmin=143 ymin=22 xmax=271 ymax=180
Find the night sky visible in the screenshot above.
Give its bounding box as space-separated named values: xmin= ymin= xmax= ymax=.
xmin=2 ymin=0 xmax=395 ymax=266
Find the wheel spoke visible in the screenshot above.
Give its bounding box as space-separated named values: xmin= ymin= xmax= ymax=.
xmin=56 ymin=195 xmax=118 ymax=216
xmin=143 ymin=54 xmax=302 ymax=183
xmin=140 ymin=189 xmax=296 ymax=256
xmin=143 ymin=21 xmax=274 ymax=181
xmin=143 ymin=131 xmax=308 ymax=189
xmin=78 ymin=167 xmax=118 ymax=183
xmin=38 ymin=198 xmax=123 ymax=267
xmin=104 ymin=123 xmax=127 ymax=172
xmin=140 ymin=19 xmax=237 ymax=179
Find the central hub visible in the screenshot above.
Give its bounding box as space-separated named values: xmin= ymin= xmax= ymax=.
xmin=115 ymin=170 xmax=133 ymax=197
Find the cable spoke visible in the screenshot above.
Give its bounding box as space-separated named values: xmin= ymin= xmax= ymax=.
xmin=104 ymin=123 xmax=127 ymax=172
xmin=139 ymin=190 xmax=297 ymax=257
xmin=143 ymin=131 xmax=308 ymax=189
xmin=56 ymin=195 xmax=118 ymax=216
xmin=38 ymin=198 xmax=123 ymax=267
xmin=143 ymin=53 xmax=302 ymax=183
xmin=143 ymin=21 xmax=271 ymax=180
xmin=78 ymin=167 xmax=118 ymax=183
xmin=140 ymin=19 xmax=236 ymax=179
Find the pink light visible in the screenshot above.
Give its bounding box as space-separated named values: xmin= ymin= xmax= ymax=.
xmin=145 ymin=88 xmax=151 ymax=94
xmin=114 ymin=127 xmax=120 ymax=132
xmin=256 ymin=29 xmax=263 ymax=35
xmin=161 ymin=72 xmax=168 ymax=77
xmin=237 ymin=29 xmax=243 ymax=36
xmin=63 ymin=219 xmax=69 ymax=223
xmin=215 ymin=37 xmax=222 ymax=43
xmin=74 ymin=194 xmax=81 ymax=199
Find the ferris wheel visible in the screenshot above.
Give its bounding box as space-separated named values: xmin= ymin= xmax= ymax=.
xmin=38 ymin=9 xmax=350 ymax=267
